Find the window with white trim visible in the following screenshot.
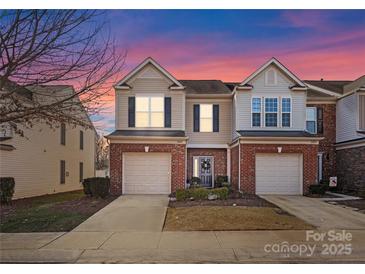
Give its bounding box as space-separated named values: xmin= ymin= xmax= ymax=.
xmin=251 ymin=98 xmax=261 ymax=127
xmin=306 ymin=107 xmax=317 ymax=134
xmin=281 ymin=98 xmax=291 ymax=127
xmin=265 ymin=68 xmax=277 ymax=86
xmin=136 ymin=96 xmax=164 ymax=127
xmin=265 ymin=98 xmax=278 ymax=127
xmin=200 ymin=104 xmax=213 ymax=132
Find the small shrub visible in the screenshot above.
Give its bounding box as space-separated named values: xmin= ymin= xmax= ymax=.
xmin=215 ymin=176 xmax=228 ymax=188
xmin=0 ymin=177 xmax=15 ymax=204
xmin=190 ymin=177 xmax=201 ymax=188
xmin=191 ymin=187 xmax=209 ymax=200
xmin=82 ymin=178 xmax=92 ymax=196
xmin=309 ymin=183 xmax=327 ymax=195
xmin=83 ymin=177 xmax=110 ymax=198
xmin=176 ymin=189 xmax=190 ymax=201
xmin=210 ymin=187 xmax=229 ymax=200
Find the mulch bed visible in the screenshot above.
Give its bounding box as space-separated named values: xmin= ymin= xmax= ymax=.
xmin=0 ymin=190 xmax=116 ymax=232
xmin=329 ymin=199 xmax=365 ymax=214
xmin=169 ymin=192 xmax=278 ymax=208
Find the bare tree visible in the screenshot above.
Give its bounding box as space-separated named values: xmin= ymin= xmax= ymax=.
xmin=96 ymin=135 xmax=109 ymax=170
xmin=0 ymin=10 xmax=125 ymax=134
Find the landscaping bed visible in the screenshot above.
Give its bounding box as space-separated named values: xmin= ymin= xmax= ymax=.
xmin=164 ymin=206 xmax=314 ymax=231
xmin=0 ymin=190 xmax=116 ymax=232
xmin=328 ymin=199 xmax=365 ymax=214
xmin=169 ymin=192 xmax=277 ymax=208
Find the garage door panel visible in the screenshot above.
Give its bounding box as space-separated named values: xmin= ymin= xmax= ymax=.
xmin=124 ymin=153 xmax=171 ymax=194
xmin=256 ymin=154 xmax=302 ymax=195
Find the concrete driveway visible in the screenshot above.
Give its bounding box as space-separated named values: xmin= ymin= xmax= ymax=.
xmin=73 ymin=195 xmax=168 ymax=232
xmin=261 ymin=195 xmax=365 ymax=229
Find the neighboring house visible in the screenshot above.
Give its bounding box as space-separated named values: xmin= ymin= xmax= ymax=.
xmin=0 ymin=85 xmax=96 ymax=199
xmin=305 ymin=77 xmax=365 ymax=193
xmin=108 ymin=57 xmax=364 ymax=196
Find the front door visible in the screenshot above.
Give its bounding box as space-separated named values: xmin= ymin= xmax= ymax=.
xmin=193 ymin=156 xmax=214 ymax=187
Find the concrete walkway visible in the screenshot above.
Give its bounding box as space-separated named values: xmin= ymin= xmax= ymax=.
xmin=261 ymin=195 xmax=365 ymax=229
xmin=73 ymin=195 xmax=168 ymax=232
xmin=1 ymin=230 xmax=365 ymax=263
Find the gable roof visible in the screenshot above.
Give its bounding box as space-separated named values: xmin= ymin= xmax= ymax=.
xmin=115 ymin=57 xmax=184 ymax=88
xmin=304 ymin=80 xmax=351 ymax=94
xmin=179 ymin=80 xmax=232 ymax=94
xmin=343 ymin=75 xmax=365 ymax=93
xmin=240 ymin=57 xmax=306 ymax=87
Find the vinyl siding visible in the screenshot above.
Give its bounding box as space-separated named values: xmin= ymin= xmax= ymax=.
xmin=236 ymin=65 xmax=306 ymax=131
xmin=0 ymin=123 xmax=95 ymax=199
xmin=336 ymin=93 xmax=363 ymax=143
xmin=116 ymin=64 xmax=185 ymax=130
xmin=186 ymin=99 xmax=232 ymax=144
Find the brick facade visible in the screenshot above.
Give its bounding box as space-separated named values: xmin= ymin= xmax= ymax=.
xmin=239 ymin=143 xmax=318 ymax=194
xmin=187 ymin=148 xmax=227 ymax=182
xmin=307 ymin=103 xmax=336 ymax=182
xmin=109 ymin=143 xmax=186 ymax=195
xmin=336 ymin=145 xmax=365 ymax=194
xmin=230 ymin=145 xmax=239 ymax=190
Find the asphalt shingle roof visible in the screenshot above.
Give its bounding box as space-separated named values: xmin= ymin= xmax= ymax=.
xmin=179 ymin=80 xmax=232 ymax=94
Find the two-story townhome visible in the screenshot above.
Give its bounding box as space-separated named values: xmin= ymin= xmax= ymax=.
xmin=108 ymin=57 xmax=364 ymax=196
xmin=0 ymin=84 xmax=96 ymax=199
xmin=305 ymin=77 xmax=365 ymax=194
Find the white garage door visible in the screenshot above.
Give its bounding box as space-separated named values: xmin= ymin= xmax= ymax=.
xmin=123 ymin=153 xmax=171 ymax=194
xmin=256 ymin=154 xmax=303 ymax=195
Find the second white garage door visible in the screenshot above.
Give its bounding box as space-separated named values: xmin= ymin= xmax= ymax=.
xmin=123 ymin=153 xmax=171 ymax=194
xmin=256 ymin=153 xmax=303 ymax=195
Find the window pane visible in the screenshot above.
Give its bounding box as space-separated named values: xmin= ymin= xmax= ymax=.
xmin=282 ymin=113 xmax=290 ymax=127
xmin=200 ymin=118 xmax=213 ymax=132
xmin=252 ymin=113 xmax=261 ymax=127
xmin=265 ymin=113 xmax=277 ymax=127
xmin=265 ymin=98 xmax=278 ymax=112
xmin=136 ymin=97 xmax=149 ymax=111
xmin=306 ymin=121 xmax=316 ymax=133
xmin=200 ymin=104 xmax=213 ymax=118
xmin=306 ymin=107 xmax=316 ymax=121
xmin=151 ymin=97 xmax=164 ymax=112
xmin=136 ymin=112 xmax=149 ymax=127
xmin=252 ymin=98 xmax=261 ymax=113
xmin=151 ymin=112 xmax=164 ymax=127
xmin=282 ymin=98 xmax=291 ymax=112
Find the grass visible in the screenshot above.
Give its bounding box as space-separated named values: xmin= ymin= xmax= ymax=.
xmin=0 ymin=190 xmax=115 ymax=233
xmin=164 ymin=206 xmax=314 ymax=231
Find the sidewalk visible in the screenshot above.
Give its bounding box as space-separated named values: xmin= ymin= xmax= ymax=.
xmin=1 ymin=230 xmax=365 ymax=263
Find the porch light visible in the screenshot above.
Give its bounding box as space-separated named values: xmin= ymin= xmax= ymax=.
xmin=144 ymin=146 xmax=149 ymax=153
xmin=277 ymin=147 xmax=282 ymax=153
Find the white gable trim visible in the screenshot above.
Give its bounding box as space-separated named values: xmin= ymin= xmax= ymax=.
xmin=305 ymin=83 xmax=342 ymax=98
xmin=115 ymin=57 xmax=184 ymax=88
xmin=240 ymin=57 xmax=306 ymax=87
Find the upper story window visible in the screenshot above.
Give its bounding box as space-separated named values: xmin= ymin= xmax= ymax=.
xmin=80 ymin=130 xmax=84 ymax=150
xmin=265 ymin=98 xmax=278 ymax=127
xmin=359 ymin=94 xmax=365 ymax=131
xmin=135 ymin=96 xmax=164 ymax=127
xmin=60 ymin=123 xmax=66 ymax=145
xmin=306 ymin=107 xmax=317 ymax=134
xmin=281 ymin=98 xmax=291 ymax=127
xmin=200 ymin=104 xmax=213 ymax=132
xmin=265 ymin=68 xmax=277 ymax=86
xmin=251 ymin=98 xmax=261 ymax=127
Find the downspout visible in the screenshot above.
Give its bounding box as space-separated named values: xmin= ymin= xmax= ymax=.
xmin=238 ymin=139 xmax=241 ymax=192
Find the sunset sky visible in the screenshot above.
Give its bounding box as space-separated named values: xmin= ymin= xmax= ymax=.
xmin=93 ymin=10 xmax=365 ymax=134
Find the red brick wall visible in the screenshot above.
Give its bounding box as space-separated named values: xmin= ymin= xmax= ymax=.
xmin=307 ymin=103 xmax=336 ymax=182
xmin=230 ymin=145 xmax=239 ymax=190
xmin=239 ymin=143 xmax=318 ymax=194
xmin=109 ymin=143 xmax=186 ymax=195
xmin=187 ymin=148 xmax=227 ymax=181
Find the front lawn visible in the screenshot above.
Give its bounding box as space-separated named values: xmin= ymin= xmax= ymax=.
xmin=164 ymin=206 xmax=314 ymax=231
xmin=0 ymin=190 xmax=116 ymax=233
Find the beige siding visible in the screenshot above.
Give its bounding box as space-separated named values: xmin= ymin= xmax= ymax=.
xmin=116 ymin=64 xmax=185 ymax=130
xmin=186 ymin=99 xmax=232 ymax=144
xmin=0 ymin=123 xmax=95 ymax=199
xmin=236 ymin=65 xmax=306 ymax=131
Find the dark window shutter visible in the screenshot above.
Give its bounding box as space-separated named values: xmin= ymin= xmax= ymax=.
xmin=317 ymin=107 xmax=323 ymax=134
xmin=79 ymin=162 xmax=83 ymax=182
xmin=60 ymin=160 xmax=65 ymax=184
xmin=193 ymin=104 xmax=200 ymax=132
xmin=128 ymin=97 xmax=135 ymax=127
xmin=164 ymin=97 xmax=171 ymax=128
xmin=80 ymin=130 xmax=84 ymax=150
xmin=60 ymin=123 xmax=66 ymax=145
xmin=213 ymin=104 xmax=219 ymax=132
